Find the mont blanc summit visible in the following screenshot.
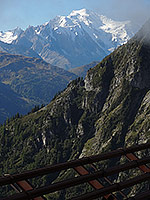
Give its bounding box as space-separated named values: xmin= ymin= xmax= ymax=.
xmin=0 ymin=9 xmax=137 ymax=69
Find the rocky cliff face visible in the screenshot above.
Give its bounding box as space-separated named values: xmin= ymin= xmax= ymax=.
xmin=0 ymin=20 xmax=150 ymax=198
xmin=82 ymin=19 xmax=150 ymax=157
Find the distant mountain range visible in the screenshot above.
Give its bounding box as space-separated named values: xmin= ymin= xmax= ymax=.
xmin=0 ymin=81 xmax=30 ymax=123
xmin=0 ymin=9 xmax=139 ymax=70
xmin=69 ymin=61 xmax=99 ymax=78
xmin=0 ymin=52 xmax=77 ymax=123
xmin=1 ymin=18 xmax=150 ymax=198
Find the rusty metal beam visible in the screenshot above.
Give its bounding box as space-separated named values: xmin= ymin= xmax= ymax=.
xmin=2 ymin=157 xmax=150 ymax=200
xmin=74 ymin=165 xmax=116 ymax=200
xmin=71 ymin=173 xmax=150 ymax=200
xmin=1 ymin=142 xmax=150 ymax=187
xmin=3 ymin=175 xmax=46 ymax=200
xmin=74 ymin=166 xmax=105 ymax=189
xmin=90 ymin=164 xmax=126 ymax=199
xmin=16 ymin=180 xmax=45 ymax=200
xmin=126 ymin=153 xmax=150 ymax=172
xmin=2 ymin=172 xmax=150 ymax=200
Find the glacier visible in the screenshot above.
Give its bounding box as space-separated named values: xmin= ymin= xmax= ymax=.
xmin=0 ymin=9 xmax=139 ymax=70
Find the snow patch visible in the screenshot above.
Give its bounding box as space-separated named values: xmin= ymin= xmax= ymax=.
xmin=0 ymin=8 xmax=137 ymax=66
xmin=0 ymin=27 xmax=23 ymax=44
xmin=44 ymin=21 xmax=49 ymax=26
xmin=70 ymin=8 xmax=89 ymax=17
xmin=59 ymin=16 xmax=67 ymax=27
xmin=25 ymin=8 xmax=135 ymax=51
xmin=100 ymin=15 xmax=131 ymax=46
xmin=108 ymin=47 xmax=115 ymax=52
xmin=0 ymin=31 xmax=18 ymax=44
xmin=93 ymin=33 xmax=98 ymax=39
xmin=35 ymin=30 xmax=41 ymax=35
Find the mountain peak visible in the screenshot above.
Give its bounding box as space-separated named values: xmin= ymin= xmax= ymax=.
xmin=12 ymin=27 xmax=23 ymax=36
xmin=0 ymin=27 xmax=23 ymax=44
xmin=69 ymin=8 xmax=90 ymax=17
xmin=0 ymin=9 xmax=139 ymax=69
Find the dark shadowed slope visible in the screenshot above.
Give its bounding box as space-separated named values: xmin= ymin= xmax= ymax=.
xmin=0 ymin=19 xmax=150 ymax=199
xmin=0 ymin=82 xmax=31 ymax=123
xmin=0 ymin=52 xmax=77 ymax=123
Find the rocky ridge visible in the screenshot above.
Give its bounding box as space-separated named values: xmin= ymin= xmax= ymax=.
xmin=0 ymin=19 xmax=150 ymax=199
xmin=69 ymin=61 xmax=99 ymax=78
xmin=0 ymin=52 xmax=77 ymax=123
xmin=0 ymin=9 xmax=138 ymax=69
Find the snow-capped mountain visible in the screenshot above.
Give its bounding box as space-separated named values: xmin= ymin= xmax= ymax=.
xmin=0 ymin=27 xmax=23 ymax=44
xmin=0 ymin=9 xmax=138 ymax=69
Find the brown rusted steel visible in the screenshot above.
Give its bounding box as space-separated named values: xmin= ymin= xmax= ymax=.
xmin=2 ymin=157 xmax=150 ymax=200
xmin=3 ymin=172 xmax=150 ymax=200
xmin=103 ymin=177 xmax=127 ymax=199
xmin=103 ymin=176 xmax=127 ymax=199
xmin=74 ymin=166 xmax=105 ymax=189
xmin=16 ymin=180 xmax=33 ymax=191
xmin=71 ymin=173 xmax=150 ymax=200
xmin=3 ymin=175 xmax=45 ymax=200
xmin=74 ymin=166 xmax=115 ymax=200
xmin=90 ymin=164 xmax=118 ymax=199
xmin=74 ymin=166 xmax=89 ymax=176
xmin=90 ymin=164 xmax=126 ymax=199
xmin=16 ymin=180 xmax=45 ymax=200
xmin=1 ymin=143 xmax=150 ymax=200
xmin=1 ymin=142 xmax=150 ymax=187
xmin=126 ymin=153 xmax=150 ymax=172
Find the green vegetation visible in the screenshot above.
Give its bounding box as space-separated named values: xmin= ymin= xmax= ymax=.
xmin=0 ymin=77 xmax=100 ymax=198
xmin=1 ymin=20 xmax=150 ymax=199
xmin=0 ymin=52 xmax=77 ymax=123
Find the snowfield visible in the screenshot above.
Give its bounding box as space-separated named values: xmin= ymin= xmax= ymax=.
xmin=0 ymin=9 xmax=138 ymax=69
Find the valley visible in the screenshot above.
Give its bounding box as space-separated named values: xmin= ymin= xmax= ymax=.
xmin=0 ymin=6 xmax=149 ymax=200
xmin=0 ymin=18 xmax=150 ymax=198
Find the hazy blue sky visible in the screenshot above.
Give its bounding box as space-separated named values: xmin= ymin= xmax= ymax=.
xmin=0 ymin=0 xmax=150 ymax=31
